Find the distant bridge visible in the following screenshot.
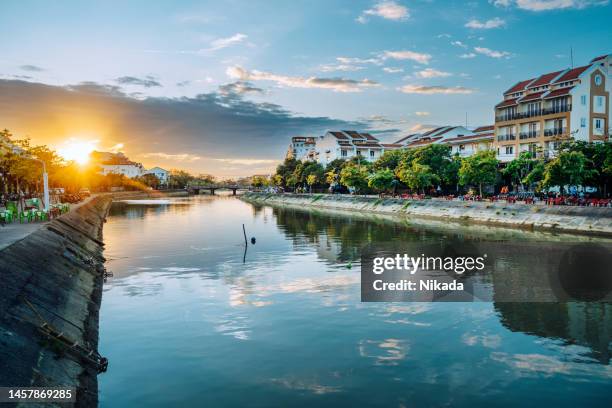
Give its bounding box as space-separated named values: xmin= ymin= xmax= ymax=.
xmin=186 ymin=184 xmax=249 ymax=196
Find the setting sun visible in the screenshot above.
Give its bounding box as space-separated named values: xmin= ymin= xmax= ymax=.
xmin=57 ymin=138 xmax=98 ymax=165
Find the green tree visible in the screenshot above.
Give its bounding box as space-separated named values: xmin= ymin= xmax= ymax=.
xmin=137 ymin=173 xmax=161 ymax=189
xmin=339 ymin=163 xmax=370 ymax=193
xmin=503 ymin=151 xmax=536 ymax=191
xmin=542 ymin=151 xmax=597 ymax=194
xmin=251 ymin=176 xmax=269 ymax=188
xmin=458 ymin=150 xmax=499 ymax=197
xmin=397 ymin=162 xmax=440 ymax=194
xmin=168 ymin=169 xmax=194 ymax=189
xmin=373 ymin=150 xmax=403 ymax=172
xmin=368 ymin=168 xmax=396 ymax=194
xmin=274 ymin=157 xmax=300 ymax=188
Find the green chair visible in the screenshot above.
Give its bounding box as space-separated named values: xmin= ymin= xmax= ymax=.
xmin=35 ymin=210 xmax=48 ymax=222
xmin=19 ymin=209 xmax=35 ymax=223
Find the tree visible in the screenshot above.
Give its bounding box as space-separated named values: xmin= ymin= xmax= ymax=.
xmin=274 ymin=157 xmax=300 ymax=188
xmin=302 ymin=162 xmax=324 ymax=192
xmin=397 ymin=162 xmax=440 ymax=194
xmin=368 ymin=168 xmax=396 ymax=194
xmin=523 ymin=159 xmax=546 ymax=190
xmin=373 ymin=150 xmax=403 ymax=172
xmin=459 ymin=150 xmax=499 ymax=197
xmin=542 ymin=151 xmax=597 ymax=195
xmin=339 ymin=163 xmax=370 ymax=193
xmin=167 ymin=169 xmax=194 ymax=189
xmin=503 ymin=151 xmax=536 ymax=191
xmin=251 ymin=175 xmax=269 ymax=188
xmin=138 ymin=173 xmax=161 ymax=189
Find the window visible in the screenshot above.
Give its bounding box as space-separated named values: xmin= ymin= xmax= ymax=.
xmin=596 ymin=96 xmax=604 ymax=107
xmin=505 ymin=146 xmax=514 ymax=155
xmin=581 ymin=95 xmax=587 ymax=105
xmin=356 ymin=150 xmax=362 ymax=156
xmin=595 ymin=74 xmax=602 ymax=86
xmin=459 ymin=144 xmax=465 ymax=151
xmin=595 ymin=119 xmax=603 ymax=130
xmin=581 ymin=118 xmax=586 ymax=127
xmin=369 ymin=150 xmax=375 ymax=158
xmin=341 ymin=150 xmax=347 ymax=157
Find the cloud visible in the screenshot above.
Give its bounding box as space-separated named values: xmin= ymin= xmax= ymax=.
xmin=116 ymin=75 xmax=162 ymax=88
xmin=415 ymin=111 xmax=430 ymax=116
xmin=226 ymin=66 xmax=379 ymax=93
xmin=0 ymin=79 xmax=362 ymax=177
xmin=491 ymin=0 xmax=609 ymax=11
xmin=451 ymin=41 xmax=468 ymax=48
xmin=176 ymin=80 xmax=191 ymax=87
xmin=357 ymin=1 xmax=410 ymax=23
xmin=382 ymin=50 xmax=432 ymax=64
xmin=320 ymin=56 xmax=383 ymax=72
xmin=474 ymin=46 xmax=512 ymax=58
xmin=383 ymin=67 xmax=404 ymax=73
xmin=459 ymin=53 xmax=477 ymax=59
xmin=143 ymin=152 xmax=202 ymax=162
xmin=207 ymin=33 xmax=248 ymax=52
xmin=19 ymin=64 xmax=44 ymax=72
xmin=465 ymin=17 xmax=506 ymax=29
xmin=414 ymin=68 xmax=452 ymax=78
xmin=218 ymin=81 xmax=264 ymax=95
xmin=213 ymin=158 xmax=278 ymax=165
xmin=398 ymin=84 xmax=475 ymax=94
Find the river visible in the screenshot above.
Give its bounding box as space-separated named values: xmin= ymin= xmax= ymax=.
xmin=98 ymin=195 xmax=612 ymax=407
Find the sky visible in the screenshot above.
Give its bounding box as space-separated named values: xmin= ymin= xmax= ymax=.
xmin=0 ymin=0 xmax=610 ymax=177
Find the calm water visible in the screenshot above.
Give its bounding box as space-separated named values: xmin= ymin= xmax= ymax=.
xmin=99 ymin=195 xmax=612 ymax=407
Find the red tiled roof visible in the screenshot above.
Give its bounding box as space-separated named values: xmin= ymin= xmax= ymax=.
xmin=394 ymin=134 xmax=420 ymax=144
xmin=591 ymin=54 xmax=608 ymax=63
xmin=520 ymin=91 xmax=546 ymax=102
xmin=544 ymin=86 xmax=574 ymax=99
xmin=434 ymin=126 xmax=458 ymax=137
xmin=553 ymin=65 xmax=590 ymax=83
xmin=362 ymin=133 xmax=379 ymax=141
xmin=422 ymin=127 xmax=447 ymax=137
xmin=473 ymin=125 xmax=494 ymax=133
xmin=496 ymin=98 xmax=518 ymax=108
xmin=504 ymin=78 xmax=535 ymax=95
xmin=343 ymin=130 xmax=365 ymax=139
xmin=330 ymin=131 xmax=349 ymax=140
xmin=381 ymin=143 xmax=403 ymax=148
xmin=528 ymin=70 xmax=564 ymax=88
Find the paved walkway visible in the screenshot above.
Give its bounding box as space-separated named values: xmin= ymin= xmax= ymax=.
xmin=0 ymin=195 xmax=98 ymax=251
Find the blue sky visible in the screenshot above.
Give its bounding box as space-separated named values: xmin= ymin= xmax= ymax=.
xmin=0 ymin=0 xmax=610 ymax=176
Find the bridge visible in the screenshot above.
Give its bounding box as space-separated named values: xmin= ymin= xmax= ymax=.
xmin=186 ymin=184 xmax=249 ymax=196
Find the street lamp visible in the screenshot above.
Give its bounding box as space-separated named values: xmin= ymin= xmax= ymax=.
xmin=29 ymin=157 xmax=49 ymax=212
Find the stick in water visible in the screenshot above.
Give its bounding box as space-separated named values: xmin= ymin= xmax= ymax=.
xmin=242 ymin=224 xmax=248 ymax=246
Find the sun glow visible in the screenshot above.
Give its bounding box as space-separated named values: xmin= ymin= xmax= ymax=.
xmin=58 ymin=138 xmax=98 ymax=165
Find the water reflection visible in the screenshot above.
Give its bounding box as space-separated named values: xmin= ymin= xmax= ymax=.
xmin=99 ymin=196 xmax=612 ymax=408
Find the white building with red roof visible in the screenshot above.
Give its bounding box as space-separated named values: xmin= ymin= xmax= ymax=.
xmin=494 ymin=53 xmax=611 ymax=162
xmin=316 ymin=130 xmax=385 ymax=165
xmin=286 ymin=136 xmax=317 ymax=161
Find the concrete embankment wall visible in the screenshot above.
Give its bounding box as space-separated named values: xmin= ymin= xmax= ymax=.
xmin=0 ymin=196 xmax=112 ymax=407
xmin=243 ymin=192 xmax=612 ymax=237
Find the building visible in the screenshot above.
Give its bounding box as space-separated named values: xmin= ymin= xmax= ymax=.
xmin=91 ymin=151 xmax=145 ymax=178
xmin=447 ymin=126 xmax=495 ymax=157
xmin=493 ymin=53 xmax=611 ymax=162
xmin=393 ymin=126 xmax=473 ymax=149
xmin=316 ymin=130 xmax=384 ymax=166
xmin=286 ymin=136 xmax=317 ymax=161
xmin=143 ymin=167 xmax=169 ymax=184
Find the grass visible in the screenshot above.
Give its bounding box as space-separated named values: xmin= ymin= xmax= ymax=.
xmin=311 ymin=194 xmax=324 ymax=202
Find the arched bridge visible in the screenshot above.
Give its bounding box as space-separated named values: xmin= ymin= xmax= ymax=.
xmin=186 ymin=184 xmax=249 ymax=196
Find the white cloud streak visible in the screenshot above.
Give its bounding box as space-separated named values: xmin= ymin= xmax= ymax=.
xmin=357 ymin=1 xmax=410 ymax=23
xmin=474 ymin=46 xmax=512 ymax=58
xmin=398 ymin=85 xmax=475 ymax=94
xmin=491 ymin=0 xmax=609 ymax=11
xmin=382 ymin=50 xmax=432 ymax=64
xmin=414 ymin=68 xmax=452 ymax=79
xmin=465 ymin=17 xmax=506 ymax=29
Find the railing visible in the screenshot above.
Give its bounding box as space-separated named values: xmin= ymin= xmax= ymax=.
xmin=497 ymin=134 xmax=516 ymax=141
xmin=519 ymin=130 xmax=540 ymax=140
xmin=495 ymin=104 xmax=572 ymax=122
xmin=543 ymin=127 xmax=567 ymax=137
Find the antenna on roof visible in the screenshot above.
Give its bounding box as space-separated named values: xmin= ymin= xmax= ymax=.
xmin=465 ymin=112 xmax=468 ymax=128
xmin=570 ymin=46 xmax=574 ymax=69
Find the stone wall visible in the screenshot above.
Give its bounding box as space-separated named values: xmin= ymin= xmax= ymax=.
xmin=0 ymin=196 xmax=112 ymax=407
xmin=242 ymin=193 xmax=612 ymax=237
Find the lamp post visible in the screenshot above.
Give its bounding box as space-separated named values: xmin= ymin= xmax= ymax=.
xmin=30 ymin=157 xmax=49 ymax=211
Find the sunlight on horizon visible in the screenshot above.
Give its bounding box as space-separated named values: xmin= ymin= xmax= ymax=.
xmin=57 ymin=138 xmax=99 ymax=165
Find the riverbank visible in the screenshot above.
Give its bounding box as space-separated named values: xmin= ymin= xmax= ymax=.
xmin=0 ymin=196 xmax=114 ymax=407
xmin=242 ymin=192 xmax=612 ymax=237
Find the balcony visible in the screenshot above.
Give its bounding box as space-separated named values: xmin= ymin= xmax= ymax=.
xmin=495 ymin=104 xmax=572 ymax=122
xmin=497 ymin=134 xmax=516 ymax=142
xmin=519 ymin=130 xmax=540 ymax=140
xmin=544 ymin=127 xmax=567 ymax=137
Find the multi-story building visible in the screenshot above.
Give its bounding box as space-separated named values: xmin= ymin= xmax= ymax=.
xmin=286 ymin=136 xmax=317 ymax=161
xmin=316 ymin=131 xmax=384 ymax=166
xmin=394 ymin=126 xmax=473 ymax=149
xmin=494 ymin=54 xmax=611 ymax=162
xmin=91 ymin=151 xmax=145 ymax=178
xmin=446 ymin=126 xmax=495 ymax=157
xmin=143 ymin=166 xmax=169 ymax=184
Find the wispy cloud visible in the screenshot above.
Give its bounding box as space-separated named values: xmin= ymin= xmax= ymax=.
xmin=116 ymin=75 xmax=162 ymax=87
xmin=227 ymin=66 xmax=379 ymax=93
xmin=459 ymin=53 xmax=477 ymax=59
xmin=357 ymin=1 xmax=410 ymax=23
xmin=451 ymin=41 xmax=468 ymax=48
xmin=213 ymin=158 xmax=278 ymax=165
xmin=491 ymin=0 xmax=609 ymax=11
xmin=474 ymin=46 xmax=512 ymax=58
xmin=19 ymin=64 xmax=44 ymax=72
xmin=382 ymin=50 xmax=431 ymax=64
xmin=398 ymin=84 xmax=475 ymax=94
xmin=218 ymin=81 xmax=264 ymax=95
xmin=207 ymin=33 xmax=248 ymax=52
xmin=414 ymin=68 xmax=452 ymax=79
xmin=465 ymin=17 xmax=506 ymax=29
xmin=143 ymin=152 xmax=202 ymax=162
xmin=383 ymin=67 xmax=404 ymax=73
xmin=415 ymin=111 xmax=430 ymax=116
